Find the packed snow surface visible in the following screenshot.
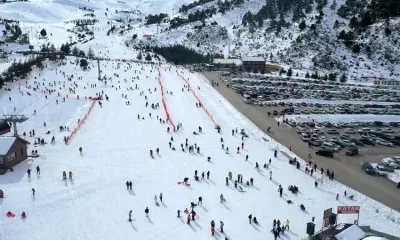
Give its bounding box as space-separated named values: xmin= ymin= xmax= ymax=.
xmin=0 ymin=60 xmax=400 ymax=240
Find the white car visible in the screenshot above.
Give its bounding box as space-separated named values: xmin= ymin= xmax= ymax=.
xmin=330 ymin=136 xmax=338 ymax=141
xmin=375 ymin=167 xmax=388 ymax=177
xmin=344 ymin=128 xmax=356 ymax=134
xmin=377 ymin=139 xmax=393 ymax=147
xmin=384 ymin=128 xmax=394 ymax=133
xmin=320 ymin=136 xmax=326 ymax=141
xmin=341 ymin=140 xmax=356 ymax=146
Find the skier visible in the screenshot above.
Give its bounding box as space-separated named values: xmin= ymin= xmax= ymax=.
xmin=285 ymin=219 xmax=290 ymax=230
xmin=237 ymin=146 xmax=240 ymax=154
xmin=191 ymin=210 xmax=196 ymax=220
xmin=160 ymin=193 xmax=163 ymax=202
xmin=198 ymin=196 xmax=202 ymax=205
xmin=126 ymin=181 xmax=129 ymax=190
xmin=226 ymin=177 xmax=229 ymax=186
xmin=177 ymin=210 xmax=181 ymax=217
xmin=211 ymin=220 xmax=215 ymax=228
xmin=278 ymin=185 xmax=283 ymax=197
xmin=201 ymin=172 xmax=205 ymax=179
xmin=183 ymin=177 xmax=189 ymax=185
xmin=241 ymin=142 xmax=244 ymax=149
xmin=195 ymin=170 xmax=198 ymax=177
xmin=129 ymin=181 xmax=132 ymax=190
xmin=228 ymin=171 xmax=232 ymax=180
xmin=32 ymin=188 xmax=35 ymax=196
xmin=246 ymin=155 xmax=249 ymax=161
xmin=36 ymin=166 xmax=40 ymax=175
xmin=211 ymin=227 xmax=215 ymax=236
xmin=156 ymin=148 xmax=159 ymax=154
xmin=27 ymin=169 xmax=31 ymax=178
xmin=248 ymin=214 xmax=252 ymax=224
xmin=187 ymin=214 xmax=191 ymax=224
xmin=63 ymin=171 xmax=67 ymax=180
xmin=79 ymin=147 xmax=82 ymax=155
xmin=220 ymin=194 xmax=224 ymax=203
xmin=269 ymin=170 xmax=272 ymax=180
xmin=220 ymin=221 xmax=224 ymax=233
xmin=129 ymin=210 xmax=133 ymax=221
xmin=21 ymin=211 xmax=26 ymax=218
xmin=145 ymin=207 xmax=149 ymax=217
xmin=207 ymin=171 xmax=210 ymax=179
xmin=154 ymin=195 xmax=158 ymax=203
xmin=150 ymin=149 xmax=153 ymax=158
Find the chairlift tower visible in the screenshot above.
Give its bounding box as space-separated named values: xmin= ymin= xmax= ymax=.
xmin=2 ymin=115 xmax=28 ymax=137
xmin=97 ymin=59 xmax=101 ymax=80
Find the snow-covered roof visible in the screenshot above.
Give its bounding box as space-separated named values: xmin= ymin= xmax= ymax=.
xmin=336 ymin=225 xmax=365 ymax=240
xmin=213 ymin=58 xmax=242 ymax=65
xmin=0 ymin=137 xmax=16 ymax=155
xmin=241 ymin=56 xmax=265 ymax=62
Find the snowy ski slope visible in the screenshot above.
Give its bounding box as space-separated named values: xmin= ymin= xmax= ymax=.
xmin=0 ymin=59 xmax=400 ymax=240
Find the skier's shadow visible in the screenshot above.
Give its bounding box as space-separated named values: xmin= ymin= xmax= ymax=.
xmin=207 ymin=179 xmax=216 ymax=185
xmin=188 ymin=222 xmax=197 ymax=232
xmin=222 ymin=203 xmax=231 ymax=211
xmin=270 ymin=179 xmax=280 ymax=186
xmin=128 ymin=190 xmax=135 ymax=196
xmin=147 ymin=216 xmax=154 ymax=225
xmin=213 ymin=231 xmax=221 ymax=238
xmin=70 ymin=178 xmax=74 ymax=185
xmin=199 ymin=205 xmax=208 ymax=212
xmin=251 ymin=223 xmax=260 ymax=231
xmin=161 ymin=201 xmax=167 ymax=208
xmin=32 ymin=195 xmax=36 ymax=202
xmin=252 ymin=185 xmax=260 ymax=191
xmin=193 ymin=220 xmax=202 ymax=229
xmin=130 ymin=221 xmax=138 ymax=231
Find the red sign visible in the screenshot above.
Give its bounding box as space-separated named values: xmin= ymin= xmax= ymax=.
xmin=337 ymin=206 xmax=360 ymax=214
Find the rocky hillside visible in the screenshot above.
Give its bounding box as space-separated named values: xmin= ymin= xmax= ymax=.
xmin=140 ymin=0 xmax=400 ymax=79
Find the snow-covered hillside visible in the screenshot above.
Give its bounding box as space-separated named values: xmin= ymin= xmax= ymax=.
xmin=1 ymin=58 xmax=400 ymax=240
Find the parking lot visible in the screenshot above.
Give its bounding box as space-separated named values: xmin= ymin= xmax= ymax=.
xmin=203 ymin=71 xmax=400 ymax=211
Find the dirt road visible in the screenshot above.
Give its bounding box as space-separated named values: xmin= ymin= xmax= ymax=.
xmin=203 ymin=71 xmax=400 ymax=211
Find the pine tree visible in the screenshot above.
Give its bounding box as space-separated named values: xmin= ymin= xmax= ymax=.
xmin=287 ymin=68 xmax=293 ymax=77
xmin=299 ymin=20 xmax=306 ymax=30
xmin=340 ymin=73 xmax=347 ymax=82
xmin=87 ymin=47 xmax=95 ymax=59
xmin=72 ymin=46 xmax=79 ymax=56
xmin=137 ymin=52 xmax=142 ymax=60
xmin=145 ymin=53 xmax=152 ymax=61
xmin=330 ymin=0 xmax=337 ymax=10
xmin=40 ymin=29 xmax=47 ymax=37
xmin=305 ymin=72 xmax=310 ymax=78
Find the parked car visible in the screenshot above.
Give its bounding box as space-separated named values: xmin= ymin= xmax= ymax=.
xmin=374 ymin=167 xmax=388 ymax=177
xmin=301 ymin=133 xmax=310 ymax=142
xmin=344 ymin=128 xmax=356 ymax=134
xmin=349 ymin=139 xmax=364 ymax=146
xmin=340 ymin=134 xmax=350 ymax=140
xmin=327 ymin=129 xmax=339 ymax=134
xmin=377 ymin=162 xmax=395 ymax=172
xmin=359 ymin=138 xmax=375 ymax=145
xmin=377 ymin=139 xmax=393 ymax=146
xmin=340 ymin=140 xmax=356 ymax=147
xmin=382 ymin=158 xmax=400 ymax=169
xmin=362 ymin=163 xmax=376 ymax=175
xmin=273 ymin=110 xmax=279 ymax=115
xmin=376 ymin=165 xmax=394 ymax=172
xmin=345 ymin=147 xmax=359 ymax=156
xmin=316 ymin=149 xmax=334 ymax=158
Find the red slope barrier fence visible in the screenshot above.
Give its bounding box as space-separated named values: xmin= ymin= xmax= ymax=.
xmin=158 ymin=69 xmax=176 ymax=131
xmin=176 ymin=71 xmax=218 ymax=128
xmin=66 ymin=100 xmax=97 ymax=144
